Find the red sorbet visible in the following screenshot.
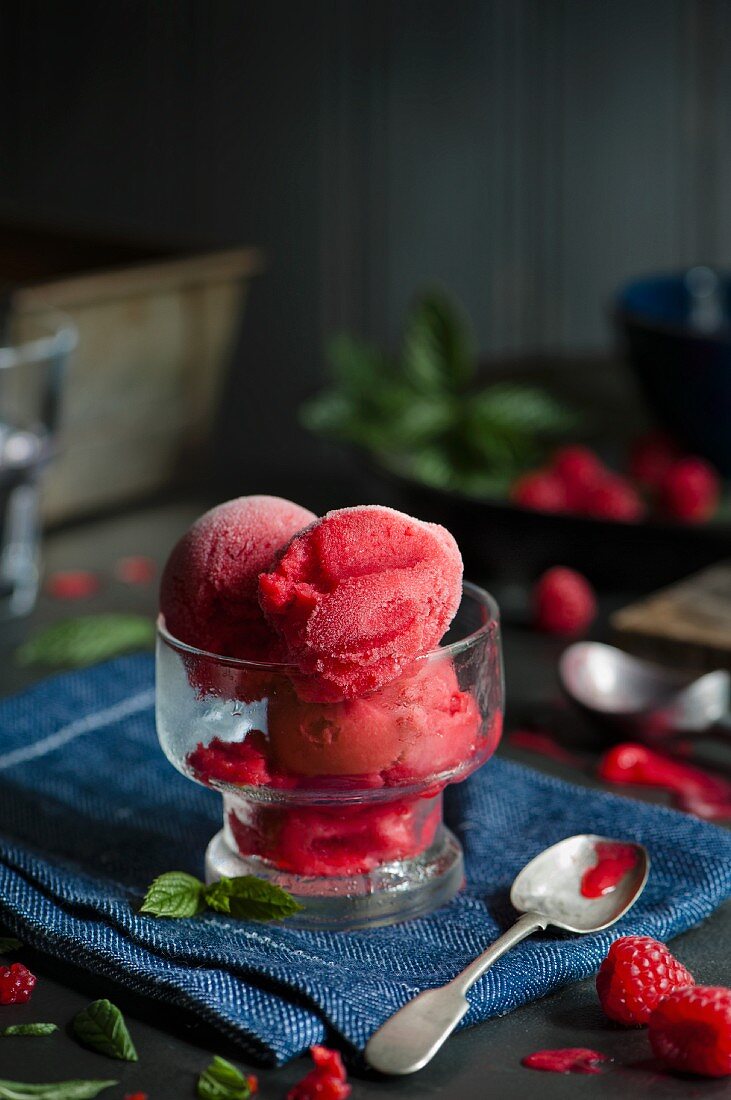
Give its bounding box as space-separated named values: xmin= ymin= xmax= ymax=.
xmin=228 ymin=794 xmax=442 ymax=877
xmin=267 ymin=659 xmax=480 ymax=780
xmin=259 ymin=505 xmax=463 ymax=701
xmin=160 ymin=495 xmax=316 ymax=661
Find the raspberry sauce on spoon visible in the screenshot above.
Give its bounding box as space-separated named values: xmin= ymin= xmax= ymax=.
xmin=580 ymin=841 xmax=638 ymax=898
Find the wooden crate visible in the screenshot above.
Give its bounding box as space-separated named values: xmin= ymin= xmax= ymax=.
xmin=9 ymin=246 xmax=263 ymax=521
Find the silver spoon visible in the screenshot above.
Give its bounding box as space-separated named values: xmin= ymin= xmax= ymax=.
xmin=365 ymin=833 xmax=649 ymax=1076
xmin=559 ymin=642 xmax=731 ymax=736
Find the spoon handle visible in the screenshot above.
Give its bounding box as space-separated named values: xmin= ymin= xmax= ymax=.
xmin=365 ymin=911 xmax=547 ymax=1075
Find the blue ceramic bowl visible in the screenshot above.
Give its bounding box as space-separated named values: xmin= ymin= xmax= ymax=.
xmin=616 ymin=272 xmax=731 ymax=475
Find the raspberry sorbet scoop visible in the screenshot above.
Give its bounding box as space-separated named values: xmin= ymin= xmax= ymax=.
xmin=160 ymin=495 xmax=316 ymax=661
xmin=258 ymin=505 xmax=463 ymax=701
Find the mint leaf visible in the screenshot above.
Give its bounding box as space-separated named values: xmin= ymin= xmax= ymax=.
xmin=140 ymin=871 xmax=207 ymax=918
xmin=197 ymin=1055 xmax=253 ymax=1100
xmin=401 ymin=289 xmax=474 ymax=393
xmin=204 ymin=876 xmax=303 ymax=921
xmin=140 ymin=871 xmax=302 ymax=922
xmin=0 ymin=1024 xmax=57 ymax=1037
xmin=326 ymin=333 xmax=390 ymax=397
xmin=0 ymin=1081 xmax=116 ymax=1099
xmin=469 ymin=384 xmax=577 ymax=439
xmin=0 ymin=938 xmax=22 ymax=955
xmin=72 ymin=1000 xmax=137 ymax=1062
xmin=17 ymin=615 xmax=155 ymax=669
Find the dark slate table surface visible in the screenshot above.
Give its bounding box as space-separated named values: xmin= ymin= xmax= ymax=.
xmin=0 ymin=501 xmax=729 ymax=1099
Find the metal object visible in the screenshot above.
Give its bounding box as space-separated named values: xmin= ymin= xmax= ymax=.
xmin=365 ymin=833 xmax=649 ymax=1075
xmin=559 ymin=641 xmax=731 ymax=736
xmin=685 ymin=266 xmax=724 ymax=333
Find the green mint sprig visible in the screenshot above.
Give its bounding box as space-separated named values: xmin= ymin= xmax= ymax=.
xmin=72 ymin=1000 xmax=137 ymax=1062
xmin=0 ymin=938 xmax=22 ymax=955
xmin=302 ymin=285 xmax=578 ymax=498
xmin=0 ymin=1080 xmax=116 ymax=1099
xmin=17 ymin=615 xmax=155 ymax=669
xmin=140 ymin=871 xmax=303 ymax=922
xmin=197 ymin=1055 xmax=255 ymax=1100
xmin=0 ymin=1024 xmax=58 ymax=1037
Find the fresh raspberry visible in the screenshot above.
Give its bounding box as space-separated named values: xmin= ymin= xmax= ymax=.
xmin=124 ymin=1094 xmax=149 ymax=1100
xmin=649 ymin=985 xmax=731 ymax=1077
xmin=532 ymin=567 xmax=597 ymax=636
xmin=0 ymin=962 xmax=36 ymax=1004
xmin=629 ymin=431 xmax=680 ymax=489
xmin=659 ymin=457 xmax=719 ymax=523
xmin=596 ymin=936 xmax=694 ymax=1026
xmin=287 ymin=1045 xmax=351 ymax=1099
xmin=552 ymin=445 xmax=606 ymax=509
xmin=511 ymin=470 xmax=568 ymax=513
xmin=582 ymin=475 xmax=645 ymax=522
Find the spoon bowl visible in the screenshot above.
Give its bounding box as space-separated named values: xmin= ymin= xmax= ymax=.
xmin=559 ymin=641 xmax=730 ymax=735
xmin=512 ymin=833 xmax=649 ymax=933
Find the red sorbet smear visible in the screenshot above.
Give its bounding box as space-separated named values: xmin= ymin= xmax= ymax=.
xmin=522 ymin=1048 xmax=610 ymax=1074
xmin=160 ymin=495 xmax=316 ymax=662
xmin=580 ymin=841 xmax=637 ymax=898
xmin=598 ymin=743 xmax=731 ymax=821
xmin=46 ymin=570 xmax=100 ymax=599
xmin=288 ymin=1045 xmax=351 ymax=1100
xmin=258 ymin=505 xmax=463 ymax=702
xmin=115 ymin=555 xmax=157 ymax=585
xmin=507 ymin=729 xmax=581 ymax=766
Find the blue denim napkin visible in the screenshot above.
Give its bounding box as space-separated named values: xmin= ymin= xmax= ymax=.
xmin=0 ymin=655 xmax=730 ymax=1065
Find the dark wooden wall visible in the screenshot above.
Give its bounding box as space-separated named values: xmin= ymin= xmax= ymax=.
xmin=0 ymin=0 xmax=729 ymax=485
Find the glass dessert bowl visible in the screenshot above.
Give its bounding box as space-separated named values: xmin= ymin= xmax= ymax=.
xmin=156 ymin=581 xmax=503 ymax=930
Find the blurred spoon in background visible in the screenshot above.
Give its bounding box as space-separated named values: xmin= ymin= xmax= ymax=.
xmin=560 ymin=641 xmax=731 ymax=738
